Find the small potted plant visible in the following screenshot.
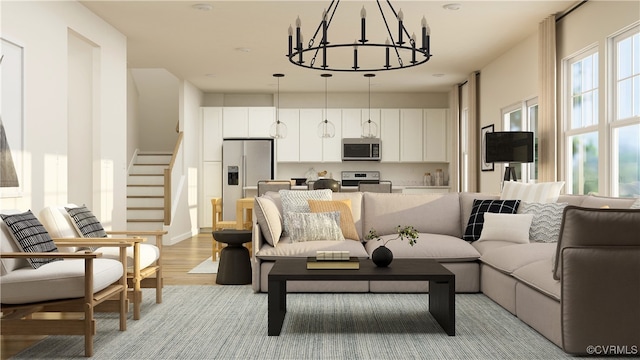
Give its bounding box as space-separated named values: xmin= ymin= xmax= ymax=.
xmin=365 ymin=225 xmax=419 ymax=267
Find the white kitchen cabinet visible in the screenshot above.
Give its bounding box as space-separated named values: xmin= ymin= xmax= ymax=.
xmin=299 ymin=109 xmax=323 ymax=162
xmin=275 ymin=109 xmax=300 ymax=162
xmin=380 ymin=109 xmax=400 ymax=162
xmin=222 ymin=107 xmax=249 ymax=138
xmin=222 ymin=107 xmax=274 ymax=138
xmin=322 ymin=109 xmax=343 ymax=162
xmin=400 ymin=109 xmax=424 ymax=162
xmin=200 ymin=161 xmax=222 ymax=227
xmin=202 ymin=107 xmax=223 ymax=162
xmin=341 ymin=109 xmax=362 ymax=138
xmin=248 ymin=107 xmax=275 ymax=138
xmin=423 ymin=109 xmax=448 ymax=162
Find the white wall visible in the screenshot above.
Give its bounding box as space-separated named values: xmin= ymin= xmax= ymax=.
xmin=1 ymin=1 xmax=127 ymax=228
xmin=127 ymin=70 xmax=140 ymax=166
xmin=478 ymin=33 xmax=538 ymax=194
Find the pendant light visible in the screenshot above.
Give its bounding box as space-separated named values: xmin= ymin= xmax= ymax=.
xmin=362 ymin=73 xmax=378 ymax=138
xmin=318 ymin=73 xmax=335 ymax=138
xmin=269 ymin=73 xmax=287 ymax=139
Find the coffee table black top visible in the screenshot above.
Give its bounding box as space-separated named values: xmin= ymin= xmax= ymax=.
xmin=212 ymin=229 xmax=252 ymax=245
xmin=269 ymin=258 xmax=454 ymax=282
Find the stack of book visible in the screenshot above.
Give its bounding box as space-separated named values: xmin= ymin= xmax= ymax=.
xmin=306 ymin=251 xmax=360 ymax=269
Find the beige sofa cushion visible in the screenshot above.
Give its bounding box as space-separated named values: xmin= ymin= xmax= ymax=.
xmin=256 ymin=237 xmax=369 ymax=260
xmin=512 ymin=259 xmax=560 ymax=301
xmin=363 ymin=192 xmax=462 ymax=238
xmin=580 ymin=195 xmax=637 ymax=209
xmin=479 ymin=242 xmax=557 ymax=275
xmin=365 ymin=233 xmax=480 ymax=262
xmin=0 ymin=257 xmax=124 ymax=304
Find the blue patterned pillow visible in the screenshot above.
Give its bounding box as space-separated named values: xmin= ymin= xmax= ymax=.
xmin=0 ymin=210 xmax=61 ymax=269
xmin=65 ymin=206 xmax=107 ymax=238
xmin=518 ymin=202 xmax=568 ymax=242
xmin=463 ymin=199 xmax=521 ymax=242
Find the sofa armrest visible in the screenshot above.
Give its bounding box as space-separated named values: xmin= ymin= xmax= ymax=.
xmin=561 ymin=246 xmax=640 ymax=355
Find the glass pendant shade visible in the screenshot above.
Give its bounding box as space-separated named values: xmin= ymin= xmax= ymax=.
xmin=317 ymin=119 xmax=335 ymax=138
xmin=362 ymin=119 xmax=378 ymax=138
xmin=269 ymin=120 xmax=287 ymax=139
xmin=270 ymin=73 xmax=287 ymax=139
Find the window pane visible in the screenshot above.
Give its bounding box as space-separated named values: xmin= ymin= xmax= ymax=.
xmin=583 ymin=91 xmax=594 ymax=126
xmin=618 ymin=37 xmax=632 ymax=79
xmin=616 ymin=124 xmax=640 ymax=198
xmin=583 ymin=55 xmax=594 ymax=90
xmin=634 ymin=76 xmax=640 ymax=117
xmin=509 ymin=109 xmax=522 ymax=131
xmin=569 ymin=132 xmax=599 ymax=195
xmin=634 ymin=33 xmax=640 ymax=74
xmin=618 ymin=78 xmax=633 ymax=119
xmin=572 ymin=95 xmax=582 ymax=128
xmin=572 ymin=61 xmax=582 ymax=95
xmin=593 ymin=55 xmax=599 ymax=88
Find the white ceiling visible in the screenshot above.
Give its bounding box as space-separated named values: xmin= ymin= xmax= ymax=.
xmin=80 ymin=0 xmax=576 ymax=94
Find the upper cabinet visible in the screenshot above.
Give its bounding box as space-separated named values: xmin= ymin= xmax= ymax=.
xmin=276 ymin=109 xmax=300 ymax=162
xmin=400 ymin=109 xmax=424 ymax=162
xmin=222 ymin=106 xmax=274 ymax=138
xmin=341 ymin=109 xmax=362 ymax=138
xmin=202 ymin=107 xmax=223 ymax=162
xmin=423 ymin=109 xmax=448 ymax=162
xmin=380 ymin=109 xmax=400 ymax=162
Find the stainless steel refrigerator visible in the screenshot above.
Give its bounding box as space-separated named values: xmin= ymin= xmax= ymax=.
xmin=222 ymin=138 xmax=274 ymax=220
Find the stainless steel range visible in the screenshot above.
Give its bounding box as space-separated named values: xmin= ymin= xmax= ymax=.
xmin=341 ymin=171 xmax=380 ymax=187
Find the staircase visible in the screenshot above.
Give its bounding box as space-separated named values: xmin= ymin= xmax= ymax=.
xmin=127 ymin=152 xmax=172 ymax=231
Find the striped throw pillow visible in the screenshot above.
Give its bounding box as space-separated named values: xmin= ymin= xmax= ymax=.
xmin=0 ymin=210 xmax=61 ymax=269
xmin=500 ymin=181 xmax=565 ymax=203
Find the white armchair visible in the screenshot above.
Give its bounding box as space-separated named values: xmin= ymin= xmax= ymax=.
xmin=39 ymin=205 xmax=166 ymax=320
xmin=1 ymin=210 xmax=130 ymax=357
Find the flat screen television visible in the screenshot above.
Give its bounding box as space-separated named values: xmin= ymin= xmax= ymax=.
xmin=485 ymin=131 xmax=534 ymax=163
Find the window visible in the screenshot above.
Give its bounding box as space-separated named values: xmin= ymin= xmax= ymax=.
xmin=563 ymin=24 xmax=640 ymax=197
xmin=564 ymin=48 xmax=599 ymax=195
xmin=612 ymin=27 xmax=640 ymax=198
xmin=502 ymin=98 xmax=538 ymax=182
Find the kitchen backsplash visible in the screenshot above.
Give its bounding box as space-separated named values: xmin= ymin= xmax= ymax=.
xmin=276 ymin=162 xmax=450 ymax=186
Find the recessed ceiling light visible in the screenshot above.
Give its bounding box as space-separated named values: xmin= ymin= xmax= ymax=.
xmin=205 ymin=73 xmax=216 ymax=78
xmin=192 ymin=3 xmax=213 ymax=11
xmin=432 ymin=73 xmax=445 ymax=77
xmin=235 ymin=47 xmax=251 ymax=53
xmin=443 ymin=3 xmax=461 ymax=11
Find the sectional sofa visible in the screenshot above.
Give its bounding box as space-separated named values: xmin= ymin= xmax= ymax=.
xmin=251 ymin=188 xmax=640 ymax=355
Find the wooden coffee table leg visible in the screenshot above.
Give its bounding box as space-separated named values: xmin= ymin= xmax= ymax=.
xmin=429 ymin=278 xmax=455 ymax=336
xmin=268 ymin=279 xmax=287 ymax=336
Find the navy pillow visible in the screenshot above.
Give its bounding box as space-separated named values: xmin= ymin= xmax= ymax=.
xmin=0 ymin=210 xmax=61 ymax=269
xmin=463 ymin=199 xmax=521 ymax=242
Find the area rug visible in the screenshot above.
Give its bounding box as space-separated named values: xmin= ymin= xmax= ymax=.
xmin=187 ymin=257 xmax=219 ymax=273
xmin=14 ymin=286 xmax=573 ymax=359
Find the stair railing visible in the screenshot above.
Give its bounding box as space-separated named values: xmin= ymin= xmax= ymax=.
xmin=164 ymin=131 xmax=184 ymax=225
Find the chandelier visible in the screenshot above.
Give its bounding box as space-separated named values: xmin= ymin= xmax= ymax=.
xmin=287 ymin=0 xmax=431 ymax=72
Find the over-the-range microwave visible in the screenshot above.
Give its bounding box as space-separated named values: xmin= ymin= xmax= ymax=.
xmin=342 ymin=138 xmax=381 ymax=161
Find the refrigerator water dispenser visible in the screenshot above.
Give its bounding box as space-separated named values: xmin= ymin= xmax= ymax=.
xmin=227 ymin=166 xmax=239 ymax=185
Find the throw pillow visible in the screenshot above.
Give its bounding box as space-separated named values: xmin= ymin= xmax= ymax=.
xmin=463 ymin=199 xmax=520 ymax=242
xmin=279 ymin=189 xmax=332 ymax=235
xmin=287 ymin=211 xmax=345 ymax=242
xmin=0 ymin=210 xmax=61 ymax=269
xmin=254 ymin=196 xmax=282 ymax=246
xmin=518 ymin=202 xmax=568 ymax=242
xmin=477 ymin=213 xmax=533 ymax=244
xmin=308 ymin=199 xmax=359 ymax=241
xmin=65 ymin=205 xmax=108 ymax=238
xmin=500 ymin=181 xmax=565 ymax=203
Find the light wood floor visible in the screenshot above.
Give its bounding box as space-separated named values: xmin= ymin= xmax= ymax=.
xmin=1 ymin=232 xmax=227 ymax=359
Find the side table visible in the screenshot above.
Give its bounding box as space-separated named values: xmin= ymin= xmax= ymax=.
xmin=212 ymin=229 xmax=252 ymax=285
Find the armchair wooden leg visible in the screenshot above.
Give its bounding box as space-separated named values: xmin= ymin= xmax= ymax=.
xmin=84 ymin=303 xmax=94 ymax=357
xmin=133 ymin=280 xmax=142 ymax=321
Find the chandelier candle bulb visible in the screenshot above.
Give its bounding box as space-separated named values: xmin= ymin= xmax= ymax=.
xmin=411 ymin=33 xmax=417 ymax=63
xmin=353 ymin=42 xmax=358 ymax=70
xmin=360 ymin=7 xmax=367 ymax=43
xmin=322 ymin=10 xmax=327 ymax=45
xmin=288 ymin=25 xmax=293 ymax=56
xmin=397 ymin=9 xmax=404 ymax=45
xmin=421 ymin=17 xmax=427 ymax=50
xmin=295 ymin=17 xmax=301 ymax=50
xmin=385 ymin=38 xmax=390 ymax=68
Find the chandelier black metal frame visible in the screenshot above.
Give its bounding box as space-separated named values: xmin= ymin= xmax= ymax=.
xmin=287 ymin=0 xmax=431 ymax=72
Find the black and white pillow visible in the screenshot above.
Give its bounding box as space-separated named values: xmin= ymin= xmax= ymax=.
xmin=65 ymin=205 xmax=108 ymax=238
xmin=0 ymin=210 xmax=61 ymax=269
xmin=518 ymin=202 xmax=568 ymax=242
xmin=463 ymin=199 xmax=521 ymax=242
